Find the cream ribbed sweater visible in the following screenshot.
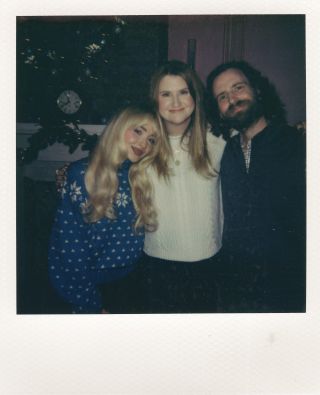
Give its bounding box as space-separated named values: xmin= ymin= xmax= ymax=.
xmin=144 ymin=132 xmax=226 ymax=262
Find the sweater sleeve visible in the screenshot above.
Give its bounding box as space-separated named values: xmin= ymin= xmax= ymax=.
xmin=48 ymin=161 xmax=103 ymax=313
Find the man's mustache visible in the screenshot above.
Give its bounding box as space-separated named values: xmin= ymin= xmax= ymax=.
xmin=225 ymin=100 xmax=249 ymax=115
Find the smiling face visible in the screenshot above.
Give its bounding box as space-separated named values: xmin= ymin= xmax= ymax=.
xmin=212 ymin=68 xmax=262 ymax=130
xmin=124 ymin=121 xmax=158 ymax=163
xmin=157 ymin=75 xmax=195 ymax=135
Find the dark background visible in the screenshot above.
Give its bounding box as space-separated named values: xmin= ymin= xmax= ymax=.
xmin=17 ymin=16 xmax=168 ymax=124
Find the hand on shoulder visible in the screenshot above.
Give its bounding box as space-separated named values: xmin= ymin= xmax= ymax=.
xmin=207 ymin=131 xmax=226 ymax=150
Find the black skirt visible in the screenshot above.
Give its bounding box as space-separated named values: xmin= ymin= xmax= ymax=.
xmin=134 ymin=252 xmax=221 ymax=314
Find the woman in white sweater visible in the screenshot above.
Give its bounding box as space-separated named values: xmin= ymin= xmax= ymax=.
xmin=140 ymin=60 xmax=226 ymax=313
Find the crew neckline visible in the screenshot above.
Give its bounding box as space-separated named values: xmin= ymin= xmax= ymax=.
xmin=168 ymin=134 xmax=183 ymax=140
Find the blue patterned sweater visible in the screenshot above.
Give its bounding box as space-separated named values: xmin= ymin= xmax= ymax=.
xmin=48 ymin=158 xmax=144 ymax=313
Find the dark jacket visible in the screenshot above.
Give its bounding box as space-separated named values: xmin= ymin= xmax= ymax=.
xmin=220 ymin=122 xmax=306 ymax=311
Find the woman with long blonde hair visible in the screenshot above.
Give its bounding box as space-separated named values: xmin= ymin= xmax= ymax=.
xmin=141 ymin=60 xmax=226 ymax=313
xmin=48 ymin=104 xmax=164 ymax=313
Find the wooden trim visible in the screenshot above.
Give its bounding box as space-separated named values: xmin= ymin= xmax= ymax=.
xmin=187 ymin=39 xmax=197 ymax=69
xmin=222 ymin=15 xmax=246 ymax=62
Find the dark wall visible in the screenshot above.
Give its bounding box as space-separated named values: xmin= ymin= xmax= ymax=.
xmin=168 ymin=15 xmax=306 ymax=126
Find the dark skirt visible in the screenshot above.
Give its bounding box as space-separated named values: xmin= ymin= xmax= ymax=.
xmin=130 ymin=252 xmax=221 ymax=314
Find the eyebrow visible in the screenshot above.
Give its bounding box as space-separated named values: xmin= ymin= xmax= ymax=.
xmin=232 ymin=81 xmax=247 ymax=87
xmin=137 ymin=125 xmax=157 ymax=135
xmin=159 ymin=86 xmax=189 ymax=93
xmin=215 ymin=81 xmax=247 ymax=98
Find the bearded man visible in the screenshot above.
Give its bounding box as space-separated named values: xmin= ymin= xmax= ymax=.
xmin=206 ymin=61 xmax=306 ymax=312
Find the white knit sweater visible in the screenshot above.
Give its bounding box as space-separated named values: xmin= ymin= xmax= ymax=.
xmin=144 ymin=132 xmax=226 ymax=262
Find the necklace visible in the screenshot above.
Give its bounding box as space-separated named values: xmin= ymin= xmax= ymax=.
xmin=170 ymin=134 xmax=186 ymax=166
xmin=173 ymin=147 xmax=182 ymax=166
xmin=240 ymin=135 xmax=252 ymax=172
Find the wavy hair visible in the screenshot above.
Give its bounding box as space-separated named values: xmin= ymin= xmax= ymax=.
xmin=150 ymin=60 xmax=214 ymax=178
xmin=206 ymin=60 xmax=287 ymax=138
xmin=84 ymin=105 xmax=163 ymax=231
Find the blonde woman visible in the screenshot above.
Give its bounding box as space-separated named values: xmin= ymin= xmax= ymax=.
xmin=48 ymin=104 xmax=165 ymax=314
xmin=140 ymin=60 xmax=226 ymax=313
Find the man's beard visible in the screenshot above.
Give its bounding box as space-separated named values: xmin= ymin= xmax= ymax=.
xmin=220 ymin=97 xmax=263 ymax=132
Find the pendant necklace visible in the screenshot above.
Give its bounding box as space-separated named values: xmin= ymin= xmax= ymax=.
xmin=170 ymin=133 xmax=185 ymax=166
xmin=173 ymin=147 xmax=182 ymax=166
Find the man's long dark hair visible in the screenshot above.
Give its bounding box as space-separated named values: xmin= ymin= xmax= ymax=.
xmin=206 ymin=60 xmax=287 ymax=138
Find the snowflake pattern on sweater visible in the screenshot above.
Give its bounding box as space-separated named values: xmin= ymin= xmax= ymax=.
xmin=48 ymin=158 xmax=144 ymax=313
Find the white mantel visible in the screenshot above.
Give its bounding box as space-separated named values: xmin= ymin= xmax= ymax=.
xmin=17 ymin=123 xmax=105 ymax=181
